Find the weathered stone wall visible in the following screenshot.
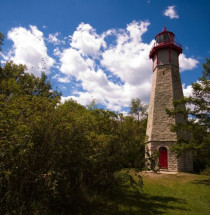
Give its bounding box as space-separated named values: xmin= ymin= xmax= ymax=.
xmin=146 ymin=40 xmax=194 ymax=172
xmin=146 ymin=65 xmax=157 ymax=140
xmin=148 ymin=141 xmax=178 ymax=172
xmin=146 ymin=61 xmax=193 ymax=172
xmin=147 ymin=141 xmax=193 ymax=172
xmin=146 ymin=64 xmax=184 ymax=142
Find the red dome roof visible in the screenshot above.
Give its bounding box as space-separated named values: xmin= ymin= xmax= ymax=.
xmin=149 ymin=27 xmax=182 ymax=59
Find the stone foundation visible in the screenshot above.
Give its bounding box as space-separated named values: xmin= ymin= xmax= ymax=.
xmin=146 ymin=141 xmax=193 ymax=172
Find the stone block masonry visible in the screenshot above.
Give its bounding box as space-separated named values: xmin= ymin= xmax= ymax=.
xmin=146 ymin=28 xmax=193 ymax=172
xmin=146 ymin=65 xmax=183 ymax=142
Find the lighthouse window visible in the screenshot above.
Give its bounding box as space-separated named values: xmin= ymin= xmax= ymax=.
xmin=156 ymin=33 xmax=170 ymax=43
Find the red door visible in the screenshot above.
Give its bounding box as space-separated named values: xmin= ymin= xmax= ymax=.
xmin=159 ymin=147 xmax=168 ymax=169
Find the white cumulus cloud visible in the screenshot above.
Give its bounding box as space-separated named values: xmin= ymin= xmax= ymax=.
xmin=60 ymin=21 xmax=153 ymax=111
xmin=3 ymin=21 xmax=199 ymax=113
xmin=127 ymin=20 xmax=150 ymax=43
xmin=179 ymin=54 xmax=199 ymax=71
xmin=164 ymin=5 xmax=179 ymax=19
xmin=60 ymin=48 xmax=89 ymax=77
xmin=59 ymin=21 xmax=199 ymax=112
xmin=101 ymin=25 xmax=153 ymax=86
xmin=47 ymin=32 xmax=63 ymax=45
xmin=183 ymin=84 xmax=193 ymax=97
xmin=70 ymin=22 xmax=106 ymax=58
xmin=6 ymin=25 xmax=54 ymax=76
xmin=183 ymin=84 xmax=195 ymax=111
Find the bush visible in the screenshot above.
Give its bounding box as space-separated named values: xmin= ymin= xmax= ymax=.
xmin=201 ymin=166 xmax=210 ymax=176
xmin=0 ymin=62 xmax=147 ymax=214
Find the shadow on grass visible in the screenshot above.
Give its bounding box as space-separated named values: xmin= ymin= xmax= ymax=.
xmin=84 ymin=186 xmax=189 ymax=215
xmin=191 ymin=179 xmax=210 ymax=186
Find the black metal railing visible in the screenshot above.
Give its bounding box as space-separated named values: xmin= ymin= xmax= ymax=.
xmin=152 ymin=40 xmax=182 ymax=49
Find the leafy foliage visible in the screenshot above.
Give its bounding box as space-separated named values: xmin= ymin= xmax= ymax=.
xmin=129 ymin=98 xmax=148 ymax=122
xmin=0 ymin=61 xmax=61 ymax=99
xmin=0 ymin=61 xmax=147 ymax=214
xmin=0 ymin=32 xmax=4 ymax=51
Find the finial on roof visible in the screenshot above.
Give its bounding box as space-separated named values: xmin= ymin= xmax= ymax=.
xmin=163 ymin=25 xmax=167 ymax=32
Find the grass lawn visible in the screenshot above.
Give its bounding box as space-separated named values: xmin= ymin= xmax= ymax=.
xmin=142 ymin=172 xmax=210 ymax=215
xmin=86 ymin=170 xmax=210 ymax=215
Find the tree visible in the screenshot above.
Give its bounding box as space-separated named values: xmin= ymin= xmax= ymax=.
xmin=129 ymin=98 xmax=148 ymax=122
xmin=117 ymin=115 xmax=147 ymax=168
xmin=0 ymin=54 xmax=146 ymax=213
xmin=0 ymin=61 xmax=61 ymax=99
xmin=0 ymin=32 xmax=4 ymax=51
xmin=167 ymin=58 xmax=210 ymax=172
xmin=0 ymin=62 xmax=147 ymax=214
xmin=0 ymin=61 xmax=61 ymax=213
xmin=87 ymin=98 xmax=98 ymax=110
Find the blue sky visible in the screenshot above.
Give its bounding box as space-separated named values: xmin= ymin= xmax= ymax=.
xmin=1 ymin=0 xmax=210 ymax=113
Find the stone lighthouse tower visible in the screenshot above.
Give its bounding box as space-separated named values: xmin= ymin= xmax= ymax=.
xmin=146 ymin=27 xmax=193 ymax=172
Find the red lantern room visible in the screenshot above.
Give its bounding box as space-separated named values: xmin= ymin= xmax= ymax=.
xmin=149 ymin=27 xmax=182 ymax=71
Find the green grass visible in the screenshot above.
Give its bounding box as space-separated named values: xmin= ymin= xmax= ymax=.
xmin=85 ymin=170 xmax=210 ymax=215
xmin=142 ymin=172 xmax=210 ymax=215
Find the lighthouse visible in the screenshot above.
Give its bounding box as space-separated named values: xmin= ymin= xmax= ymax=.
xmin=146 ymin=27 xmax=193 ymax=172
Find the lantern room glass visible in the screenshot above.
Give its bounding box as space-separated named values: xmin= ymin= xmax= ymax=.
xmin=156 ymin=33 xmax=174 ymax=44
